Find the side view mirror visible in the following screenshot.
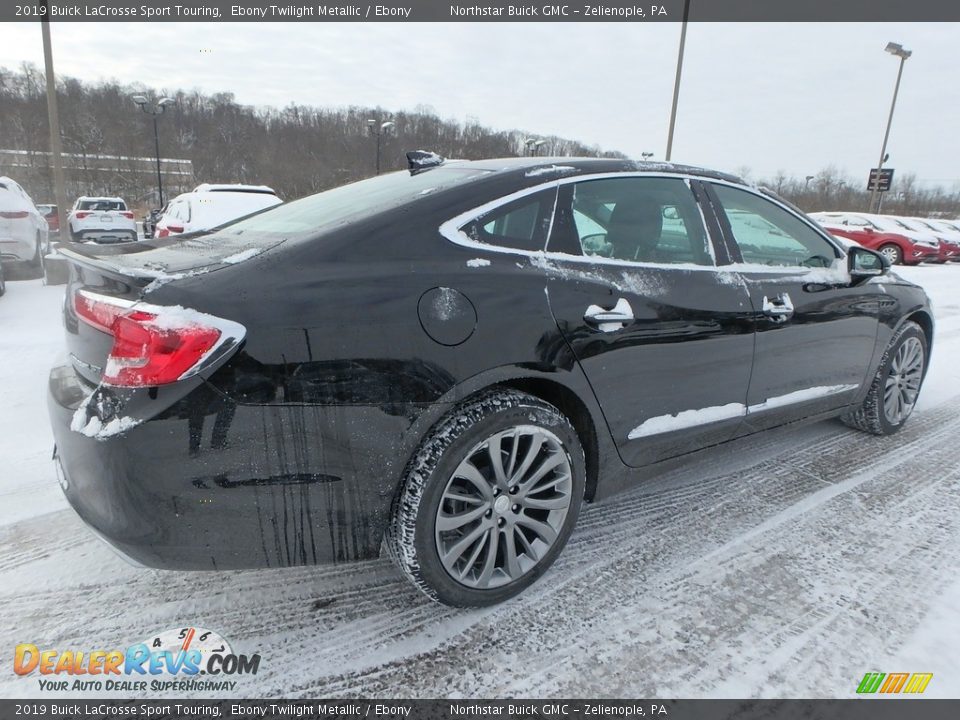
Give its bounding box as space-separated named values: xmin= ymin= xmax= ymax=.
xmin=848 ymin=245 xmax=889 ymax=283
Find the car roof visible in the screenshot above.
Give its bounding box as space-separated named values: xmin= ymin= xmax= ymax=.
xmin=76 ymin=196 xmax=125 ymax=202
xmin=435 ymin=156 xmax=747 ymax=185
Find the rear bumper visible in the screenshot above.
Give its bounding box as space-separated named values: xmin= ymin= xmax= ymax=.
xmin=48 ymin=362 xmax=424 ymax=570
xmin=71 ymin=229 xmax=137 ymax=243
xmin=0 ymin=235 xmax=34 ymax=262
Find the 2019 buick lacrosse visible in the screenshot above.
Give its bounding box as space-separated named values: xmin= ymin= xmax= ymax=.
xmin=48 ymin=156 xmax=933 ymax=606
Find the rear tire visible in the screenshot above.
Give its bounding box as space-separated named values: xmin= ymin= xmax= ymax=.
xmin=878 ymin=244 xmax=902 ymax=265
xmin=842 ymin=321 xmax=927 ymax=435
xmin=386 ymin=389 xmax=585 ymax=607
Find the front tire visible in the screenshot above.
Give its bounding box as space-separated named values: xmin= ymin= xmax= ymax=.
xmin=878 ymin=243 xmax=902 ymax=265
xmin=386 ymin=389 xmax=585 ymax=607
xmin=842 ymin=321 xmax=927 ymax=435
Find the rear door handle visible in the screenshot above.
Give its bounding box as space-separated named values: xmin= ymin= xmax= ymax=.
xmin=762 ymin=292 xmax=794 ymax=322
xmin=585 ymin=298 xmax=634 ymax=332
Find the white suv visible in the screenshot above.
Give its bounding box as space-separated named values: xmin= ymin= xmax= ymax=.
xmin=154 ymin=184 xmax=282 ymax=238
xmin=68 ymin=197 xmax=138 ymax=243
xmin=0 ymin=176 xmax=50 ymax=272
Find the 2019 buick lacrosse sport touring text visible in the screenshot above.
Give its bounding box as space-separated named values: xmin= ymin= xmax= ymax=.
xmin=48 ymin=156 xmax=933 ymax=606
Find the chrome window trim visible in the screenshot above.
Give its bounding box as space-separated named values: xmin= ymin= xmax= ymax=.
xmin=438 ymin=171 xmax=847 ymax=277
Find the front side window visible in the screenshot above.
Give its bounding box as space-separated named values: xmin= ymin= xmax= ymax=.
xmin=712 ymin=184 xmax=839 ymax=268
xmin=555 ymin=177 xmax=713 ymax=265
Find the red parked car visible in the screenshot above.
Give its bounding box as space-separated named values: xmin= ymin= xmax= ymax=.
xmin=809 ymin=212 xmax=939 ymax=265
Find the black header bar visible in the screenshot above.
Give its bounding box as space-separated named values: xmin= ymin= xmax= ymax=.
xmin=4 ymin=0 xmax=960 ymax=22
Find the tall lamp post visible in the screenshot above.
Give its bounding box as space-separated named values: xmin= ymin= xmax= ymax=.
xmin=132 ymin=95 xmax=175 ymax=207
xmin=664 ymin=0 xmax=691 ymax=162
xmin=367 ymin=119 xmax=395 ymax=175
xmin=870 ymin=42 xmax=911 ymax=213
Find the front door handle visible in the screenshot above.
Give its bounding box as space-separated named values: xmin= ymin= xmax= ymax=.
xmin=762 ymin=292 xmax=794 ymax=322
xmin=585 ymin=298 xmax=634 ymax=332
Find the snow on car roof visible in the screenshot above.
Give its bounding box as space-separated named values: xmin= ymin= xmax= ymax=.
xmin=193 ymin=183 xmax=277 ymax=194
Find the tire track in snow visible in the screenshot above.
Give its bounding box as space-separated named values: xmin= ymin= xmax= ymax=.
xmin=3 ymin=399 xmax=959 ymax=699
xmin=286 ymin=399 xmax=960 ymax=697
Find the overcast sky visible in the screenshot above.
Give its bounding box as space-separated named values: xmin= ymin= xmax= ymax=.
xmin=1 ymin=21 xmax=957 ymax=188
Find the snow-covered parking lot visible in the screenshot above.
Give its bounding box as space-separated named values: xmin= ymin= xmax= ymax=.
xmin=2 ymin=265 xmax=959 ymax=699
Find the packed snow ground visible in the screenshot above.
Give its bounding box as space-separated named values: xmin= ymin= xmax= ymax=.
xmin=1 ymin=265 xmax=959 ymax=699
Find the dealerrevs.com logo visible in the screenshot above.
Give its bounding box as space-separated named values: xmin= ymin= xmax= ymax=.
xmin=14 ymin=627 xmax=261 ymax=693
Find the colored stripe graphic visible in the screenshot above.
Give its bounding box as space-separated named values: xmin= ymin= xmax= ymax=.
xmin=903 ymin=673 xmax=934 ymax=694
xmin=880 ymin=673 xmax=909 ymax=693
xmin=857 ymin=672 xmax=885 ymax=694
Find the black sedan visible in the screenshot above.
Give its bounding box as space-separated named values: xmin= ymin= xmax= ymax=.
xmin=48 ymin=156 xmax=933 ymax=606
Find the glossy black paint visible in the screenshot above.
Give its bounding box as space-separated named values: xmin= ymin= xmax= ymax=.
xmin=48 ymin=157 xmax=934 ymax=571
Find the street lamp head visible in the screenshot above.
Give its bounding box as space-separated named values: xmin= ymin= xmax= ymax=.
xmin=367 ymin=118 xmax=376 ymax=126
xmin=885 ymin=42 xmax=912 ymax=59
xmin=381 ymin=121 xmax=395 ymax=132
xmin=131 ymin=94 xmax=148 ymax=106
xmin=158 ymin=97 xmax=175 ymax=107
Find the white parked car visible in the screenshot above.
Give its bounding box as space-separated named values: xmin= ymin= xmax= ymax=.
xmin=0 ymin=176 xmax=50 ymax=273
xmin=68 ymin=197 xmax=137 ymax=243
xmin=153 ymin=184 xmax=282 ymax=238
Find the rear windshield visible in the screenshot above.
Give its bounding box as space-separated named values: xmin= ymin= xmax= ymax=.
xmin=217 ymin=166 xmax=489 ymax=238
xmin=78 ymin=200 xmax=126 ymax=211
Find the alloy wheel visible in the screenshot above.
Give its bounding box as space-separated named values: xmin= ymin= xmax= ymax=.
xmin=879 ymin=245 xmax=901 ymax=264
xmin=435 ymin=425 xmax=573 ymax=589
xmin=884 ymin=336 xmax=924 ymax=425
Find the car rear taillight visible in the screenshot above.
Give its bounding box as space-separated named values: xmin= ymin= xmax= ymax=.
xmin=0 ymin=211 xmax=29 ymax=219
xmin=74 ymin=211 xmax=91 ymax=219
xmin=121 ymin=211 xmax=134 ymax=219
xmin=73 ymin=291 xmax=243 ymax=387
xmin=157 ymin=225 xmax=183 ymax=238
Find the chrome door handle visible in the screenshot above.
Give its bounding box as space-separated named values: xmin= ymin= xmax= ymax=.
xmin=585 ymin=298 xmax=634 ymax=332
xmin=762 ymin=292 xmax=794 ymax=322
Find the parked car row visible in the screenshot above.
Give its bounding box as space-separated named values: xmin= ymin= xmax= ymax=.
xmin=810 ymin=211 xmax=960 ymax=265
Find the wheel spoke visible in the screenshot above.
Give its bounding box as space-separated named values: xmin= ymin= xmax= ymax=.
xmin=458 ymin=530 xmax=490 ymax=580
xmin=436 ymin=504 xmax=489 ymax=532
xmin=515 ymin=514 xmax=558 ymax=544
xmin=509 ymin=431 xmax=545 ymax=485
xmin=477 ymin=526 xmax=501 ymax=585
xmin=454 ymin=460 xmax=494 ymax=501
xmin=442 ymin=489 xmax=484 ymax=506
xmin=515 ymin=527 xmax=540 ymax=562
xmin=503 ymin=529 xmax=522 ymax=579
xmin=487 ymin=434 xmax=509 ymax=488
xmin=441 ymin=523 xmax=488 ymax=571
xmin=522 ymin=494 xmax=570 ymax=511
xmin=518 ymin=452 xmax=566 ymax=495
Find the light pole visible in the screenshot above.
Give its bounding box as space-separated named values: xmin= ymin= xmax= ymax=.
xmin=367 ymin=119 xmax=395 ymax=175
xmin=132 ymin=95 xmax=175 ymax=207
xmin=641 ymin=152 xmax=654 ymax=161
xmin=805 ymin=175 xmax=815 ymax=189
xmin=870 ymin=42 xmax=911 ymax=213
xmin=665 ymin=0 xmax=691 ymax=161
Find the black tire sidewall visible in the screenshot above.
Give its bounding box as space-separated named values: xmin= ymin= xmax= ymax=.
xmin=412 ymin=398 xmax=585 ymax=607
xmin=874 ymin=323 xmax=928 ymax=434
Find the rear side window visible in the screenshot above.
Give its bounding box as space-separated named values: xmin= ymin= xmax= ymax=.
xmin=461 ymin=190 xmax=555 ymax=251
xmin=712 ymin=184 xmax=840 ymax=268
